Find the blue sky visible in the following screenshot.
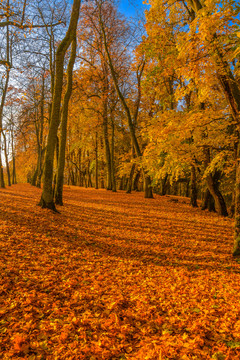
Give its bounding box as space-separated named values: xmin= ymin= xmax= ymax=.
xmin=118 ymin=0 xmax=148 ymax=17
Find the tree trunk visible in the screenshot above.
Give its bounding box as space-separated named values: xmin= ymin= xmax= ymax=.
xmin=39 ymin=0 xmax=81 ymax=211
xmin=233 ymin=138 xmax=240 ymax=256
xmin=144 ymin=174 xmax=153 ymax=199
xmin=0 ymin=10 xmax=10 ymax=189
xmin=126 ymin=163 xmax=135 ymax=194
xmin=111 ymin=115 xmax=116 ymax=192
xmin=161 ymin=174 xmax=168 ymax=196
xmin=95 ymin=131 xmax=99 ymax=189
xmin=100 ymin=136 xmax=105 ymax=188
xmin=55 ymin=37 xmax=77 ymax=205
xmin=201 ymin=189 xmax=216 ymax=212
xmin=206 ymin=173 xmax=228 ymax=217
xmin=103 ymin=109 xmax=112 ymax=190
xmin=11 ymin=123 xmax=16 ymax=184
xmin=190 ymin=165 xmax=198 ymax=207
xmin=119 ymin=177 xmax=124 ymax=190
xmin=133 ymin=170 xmax=141 ymax=191
xmin=2 ymin=132 xmax=11 ymax=186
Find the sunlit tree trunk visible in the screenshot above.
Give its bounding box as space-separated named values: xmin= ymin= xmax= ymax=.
xmin=0 ymin=66 xmax=10 ymax=188
xmin=11 ymin=124 xmax=16 ymax=184
xmin=2 ymin=132 xmax=11 ymax=186
xmin=39 ymin=0 xmax=81 ymax=211
xmin=55 ymin=37 xmax=77 ymax=205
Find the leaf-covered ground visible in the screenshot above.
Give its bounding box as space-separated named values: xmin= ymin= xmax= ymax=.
xmin=0 ymin=184 xmax=240 ymax=360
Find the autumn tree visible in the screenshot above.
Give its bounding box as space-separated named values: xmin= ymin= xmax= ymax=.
xmin=143 ymin=0 xmax=239 ymax=252
xmin=0 ymin=0 xmax=65 ymax=187
xmin=95 ymin=0 xmax=153 ymax=198
xmin=77 ymin=0 xmax=131 ymax=192
xmin=39 ymin=0 xmax=81 ymax=210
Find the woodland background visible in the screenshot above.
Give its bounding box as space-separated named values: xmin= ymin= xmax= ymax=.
xmin=1 ymin=1 xmax=240 ymax=358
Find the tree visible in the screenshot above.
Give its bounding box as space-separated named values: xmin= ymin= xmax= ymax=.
xmin=0 ymin=0 xmax=65 ymax=188
xmin=54 ymin=37 xmax=77 ymax=205
xmin=97 ymin=0 xmax=153 ymax=198
xmin=39 ymin=0 xmax=81 ymax=210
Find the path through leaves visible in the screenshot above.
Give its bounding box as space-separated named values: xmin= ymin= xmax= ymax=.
xmin=0 ymin=184 xmax=240 ymax=359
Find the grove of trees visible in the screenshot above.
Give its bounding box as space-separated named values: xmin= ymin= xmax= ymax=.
xmin=1 ymin=0 xmax=240 ymax=255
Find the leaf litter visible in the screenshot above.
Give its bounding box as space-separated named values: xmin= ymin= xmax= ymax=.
xmin=0 ymin=184 xmax=240 ymax=359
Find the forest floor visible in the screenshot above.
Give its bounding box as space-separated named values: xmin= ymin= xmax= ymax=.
xmin=0 ymin=184 xmax=240 ymax=360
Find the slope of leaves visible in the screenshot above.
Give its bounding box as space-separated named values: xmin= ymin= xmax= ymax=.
xmin=0 ymin=184 xmax=240 ymax=359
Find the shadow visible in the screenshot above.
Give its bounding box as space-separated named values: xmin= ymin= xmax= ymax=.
xmin=0 ymin=193 xmax=238 ymax=276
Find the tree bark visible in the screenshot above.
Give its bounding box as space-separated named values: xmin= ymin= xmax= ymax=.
xmin=233 ymin=140 xmax=240 ymax=256
xmin=190 ymin=165 xmax=198 ymax=207
xmin=2 ymin=132 xmax=11 ymax=186
xmin=206 ymin=174 xmax=228 ymax=216
xmin=95 ymin=131 xmax=99 ymax=189
xmin=39 ymin=0 xmax=81 ymax=211
xmin=126 ymin=163 xmax=135 ymax=194
xmin=110 ymin=114 xmax=116 ymax=192
xmin=55 ymin=37 xmax=77 ymax=205
xmin=144 ymin=174 xmax=154 ymax=199
xmin=201 ymin=189 xmax=216 ymax=212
